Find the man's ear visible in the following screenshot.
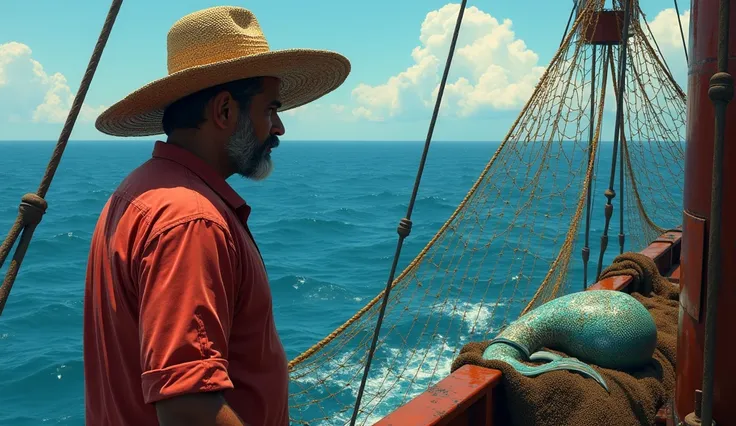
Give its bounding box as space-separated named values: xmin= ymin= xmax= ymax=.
xmin=211 ymin=91 xmax=237 ymax=130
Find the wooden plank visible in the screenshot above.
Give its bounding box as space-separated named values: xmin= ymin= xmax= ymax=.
xmin=680 ymin=210 xmax=706 ymax=321
xmin=587 ymin=275 xmax=634 ymax=292
xmin=641 ymin=242 xmax=677 ymax=276
xmin=669 ymin=265 xmax=681 ymax=284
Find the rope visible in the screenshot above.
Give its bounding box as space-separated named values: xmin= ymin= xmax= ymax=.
xmin=623 ymin=134 xmax=666 ymax=235
xmin=638 ymin=5 xmax=685 ymax=100
xmin=595 ymin=0 xmax=633 ymax=281
xmin=347 ymin=1 xmax=469 ymax=424
xmin=619 ymin=85 xmax=626 ymax=255
xmin=673 ymin=0 xmax=689 ymax=64
xmin=560 ymin=1 xmax=578 ymax=47
xmin=582 ymin=43 xmax=596 ymax=290
xmin=701 ymin=0 xmax=732 ymax=422
xmin=617 ymin=0 xmax=628 ymax=256
xmin=609 ymin=53 xmax=668 ymax=236
xmin=0 ymin=0 xmax=123 ymax=315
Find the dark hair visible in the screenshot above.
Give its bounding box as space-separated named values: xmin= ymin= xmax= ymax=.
xmin=161 ymin=77 xmax=264 ymax=136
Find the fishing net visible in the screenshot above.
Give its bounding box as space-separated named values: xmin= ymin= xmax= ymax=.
xmin=286 ymin=0 xmax=686 ymax=424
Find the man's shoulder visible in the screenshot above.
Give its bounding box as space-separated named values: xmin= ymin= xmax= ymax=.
xmin=111 ymin=158 xmax=233 ymax=235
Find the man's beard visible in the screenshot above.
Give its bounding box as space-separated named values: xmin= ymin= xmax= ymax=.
xmin=225 ymin=111 xmax=279 ymax=180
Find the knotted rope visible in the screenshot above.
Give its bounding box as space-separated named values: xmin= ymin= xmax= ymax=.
xmin=0 ymin=0 xmax=123 ymax=316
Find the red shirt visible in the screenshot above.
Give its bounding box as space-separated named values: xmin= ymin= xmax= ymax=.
xmin=83 ymin=141 xmax=289 ymax=425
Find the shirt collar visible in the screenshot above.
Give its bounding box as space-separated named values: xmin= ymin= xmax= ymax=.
xmin=151 ymin=140 xmax=251 ymax=221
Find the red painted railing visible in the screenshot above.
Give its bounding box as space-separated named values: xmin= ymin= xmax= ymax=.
xmin=374 ymin=365 xmax=502 ymax=426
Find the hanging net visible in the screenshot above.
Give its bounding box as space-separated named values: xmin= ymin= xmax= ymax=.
xmin=286 ymin=0 xmax=686 ymax=424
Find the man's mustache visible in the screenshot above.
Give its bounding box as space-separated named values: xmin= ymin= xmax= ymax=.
xmin=266 ymin=135 xmax=280 ymax=149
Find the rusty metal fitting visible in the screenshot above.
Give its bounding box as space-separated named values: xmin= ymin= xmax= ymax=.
xmin=708 ymin=72 xmax=733 ymax=103
xmin=18 ymin=193 xmax=47 ymax=226
xmin=397 ymin=218 xmax=412 ymax=238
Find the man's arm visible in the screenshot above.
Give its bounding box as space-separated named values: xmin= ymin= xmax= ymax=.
xmin=136 ymin=218 xmax=243 ymax=424
xmin=155 ymin=392 xmax=246 ymax=426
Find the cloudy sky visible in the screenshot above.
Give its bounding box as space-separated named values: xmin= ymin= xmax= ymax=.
xmin=1 ymin=0 xmax=689 ymax=141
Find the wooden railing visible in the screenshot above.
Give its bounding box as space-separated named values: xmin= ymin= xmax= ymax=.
xmin=374 ymin=365 xmax=502 ymax=426
xmin=588 ymin=227 xmax=682 ymax=292
xmin=373 ymin=228 xmax=682 ymax=426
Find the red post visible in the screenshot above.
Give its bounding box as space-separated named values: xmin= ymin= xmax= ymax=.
xmin=676 ymin=0 xmax=736 ymax=422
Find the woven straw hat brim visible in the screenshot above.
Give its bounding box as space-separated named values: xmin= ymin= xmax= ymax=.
xmin=95 ymin=48 xmax=350 ymax=137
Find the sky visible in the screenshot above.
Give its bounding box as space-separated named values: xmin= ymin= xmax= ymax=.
xmin=1 ymin=0 xmax=689 ymax=142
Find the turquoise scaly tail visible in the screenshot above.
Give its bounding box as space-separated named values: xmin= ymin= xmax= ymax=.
xmin=482 ymin=290 xmax=657 ymax=392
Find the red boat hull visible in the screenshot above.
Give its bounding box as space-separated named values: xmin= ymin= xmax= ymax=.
xmin=676 ymin=0 xmax=736 ymax=422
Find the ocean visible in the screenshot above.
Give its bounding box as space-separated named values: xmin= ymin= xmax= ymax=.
xmin=0 ymin=140 xmax=683 ymax=425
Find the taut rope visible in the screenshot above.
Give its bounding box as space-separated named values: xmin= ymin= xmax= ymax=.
xmin=595 ymin=0 xmax=634 ymax=280
xmin=560 ymin=1 xmax=579 ymax=47
xmin=673 ymin=0 xmax=689 ymax=64
xmin=0 ymin=0 xmax=124 ymax=316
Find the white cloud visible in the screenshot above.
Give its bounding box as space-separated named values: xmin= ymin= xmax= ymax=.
xmin=350 ymin=4 xmax=546 ymax=121
xmin=647 ymin=8 xmax=690 ymax=53
xmin=281 ymin=3 xmax=689 ymax=139
xmin=0 ymin=41 xmax=106 ymax=124
xmin=643 ymin=7 xmax=689 ymax=82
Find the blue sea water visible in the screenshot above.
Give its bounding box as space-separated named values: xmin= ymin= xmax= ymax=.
xmin=0 ymin=140 xmax=682 ymax=425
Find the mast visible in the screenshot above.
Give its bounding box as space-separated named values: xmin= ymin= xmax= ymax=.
xmin=676 ymin=0 xmax=735 ymax=424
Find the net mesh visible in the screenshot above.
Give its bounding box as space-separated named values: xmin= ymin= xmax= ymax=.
xmin=286 ymin=1 xmax=686 ymax=424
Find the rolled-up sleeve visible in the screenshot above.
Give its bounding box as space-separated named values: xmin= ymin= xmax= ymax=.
xmin=136 ymin=217 xmax=239 ymax=404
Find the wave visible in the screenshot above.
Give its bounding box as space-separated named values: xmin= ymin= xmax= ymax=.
xmin=0 ymin=356 xmax=84 ymax=426
xmin=324 ymin=207 xmax=374 ymax=221
xmin=2 ymin=357 xmax=83 ymax=389
xmin=47 ymin=212 xmax=100 ymax=229
xmin=260 ymin=217 xmax=360 ymax=236
xmin=412 ymin=195 xmax=457 ymax=210
xmin=3 ymin=299 xmax=81 ymax=329
xmin=18 ymin=231 xmax=91 ymax=254
xmin=271 ymin=274 xmax=357 ymax=300
xmin=345 ymin=192 xmax=459 ymax=214
xmin=347 ymin=190 xmax=405 ymax=203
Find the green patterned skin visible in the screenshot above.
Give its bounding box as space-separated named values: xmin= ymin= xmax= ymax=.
xmin=482 ymin=289 xmax=657 ymax=392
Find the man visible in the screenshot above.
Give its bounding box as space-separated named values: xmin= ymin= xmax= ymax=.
xmin=83 ymin=6 xmax=350 ymax=426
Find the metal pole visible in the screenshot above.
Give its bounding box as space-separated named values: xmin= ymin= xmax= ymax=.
xmin=700 ymin=0 xmax=732 ymax=422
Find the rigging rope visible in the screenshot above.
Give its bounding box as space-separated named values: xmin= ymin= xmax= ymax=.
xmin=347 ymin=1 xmax=469 ymax=424
xmin=637 ymin=5 xmax=684 ymax=100
xmin=607 ymin=52 xmax=667 ymax=237
xmin=561 ymin=1 xmax=579 ymax=47
xmin=582 ymin=42 xmax=597 ymax=289
xmin=595 ymin=0 xmax=633 ymax=280
xmin=617 ymin=0 xmax=629 ymax=256
xmin=673 ymin=0 xmax=689 ymax=64
xmin=0 ymin=0 xmax=124 ymax=316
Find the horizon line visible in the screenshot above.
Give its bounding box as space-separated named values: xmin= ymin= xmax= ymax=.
xmin=0 ymin=139 xmax=687 ymax=143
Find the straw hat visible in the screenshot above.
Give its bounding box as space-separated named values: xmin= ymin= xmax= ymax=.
xmin=95 ymin=6 xmax=351 ymax=136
